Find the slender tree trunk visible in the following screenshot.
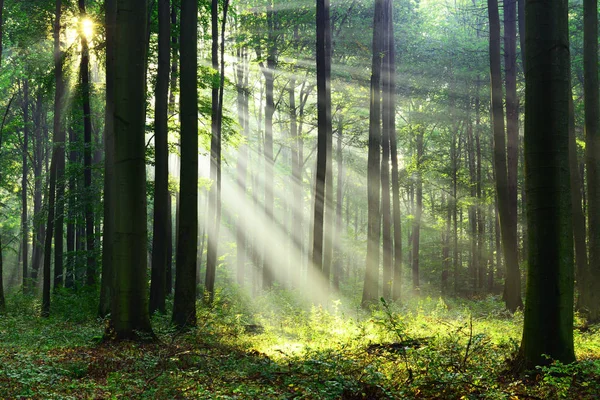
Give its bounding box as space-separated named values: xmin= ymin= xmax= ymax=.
xmin=467 ymin=118 xmax=477 ymax=292
xmin=582 ymin=0 xmax=600 ymax=322
xmin=31 ymin=91 xmax=44 ymax=289
xmin=488 ymin=0 xmax=522 ymax=311
xmin=66 ymin=125 xmax=76 ymax=289
xmin=110 ymin=0 xmax=153 ymax=339
xmin=518 ymin=0 xmax=574 ymax=368
xmin=411 ymin=129 xmax=423 ymax=291
xmin=361 ymin=0 xmax=383 ymax=307
xmin=149 ymin=0 xmax=170 ymax=315
xmin=99 ymin=0 xmax=116 ymax=318
xmin=261 ymin=4 xmax=277 ymax=290
xmin=78 ymin=0 xmax=96 ymax=286
xmin=206 ymin=0 xmax=228 ymax=301
xmin=568 ymin=91 xmax=588 ymax=310
xmin=53 ymin=0 xmax=66 ymax=290
xmin=172 ymin=0 xmax=198 ymax=329
xmin=380 ymin=2 xmax=393 ymax=299
xmin=386 ymin=0 xmax=401 ymax=302
xmin=21 ymin=79 xmax=29 ymax=291
xmin=236 ymin=47 xmax=248 ymax=286
xmin=165 ymin=0 xmax=178 ymax=296
xmin=333 ymin=119 xmax=343 ymax=291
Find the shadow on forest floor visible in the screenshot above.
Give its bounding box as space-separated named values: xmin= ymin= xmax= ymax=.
xmin=0 ymin=288 xmax=600 ymax=399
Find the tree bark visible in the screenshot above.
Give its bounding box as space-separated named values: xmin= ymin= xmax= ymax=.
xmin=99 ymin=0 xmax=116 ymax=318
xmin=149 ymin=0 xmax=170 ymax=315
xmin=21 ymin=79 xmax=29 ymax=291
xmin=172 ymin=0 xmax=198 ymax=329
xmin=78 ymin=0 xmax=96 ymax=286
xmin=361 ymin=0 xmax=383 ymax=307
xmin=236 ymin=46 xmax=249 ymax=286
xmin=582 ymin=0 xmax=600 ymax=322
xmin=488 ymin=0 xmax=522 ymax=311
xmin=110 ymin=0 xmax=153 ymax=339
xmin=518 ymin=0 xmax=574 ymax=368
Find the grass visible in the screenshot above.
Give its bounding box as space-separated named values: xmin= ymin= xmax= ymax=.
xmin=0 ymin=288 xmax=599 ymax=399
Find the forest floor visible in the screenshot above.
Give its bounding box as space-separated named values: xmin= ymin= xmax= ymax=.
xmin=0 ymin=288 xmax=599 ymax=399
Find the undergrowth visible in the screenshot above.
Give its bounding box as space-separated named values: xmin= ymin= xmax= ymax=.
xmin=0 ymin=287 xmax=598 ymax=399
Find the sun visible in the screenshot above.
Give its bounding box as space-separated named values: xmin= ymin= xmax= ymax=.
xmin=80 ymin=18 xmax=94 ymax=41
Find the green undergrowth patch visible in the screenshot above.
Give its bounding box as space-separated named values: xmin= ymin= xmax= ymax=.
xmin=0 ymin=289 xmax=599 ymax=398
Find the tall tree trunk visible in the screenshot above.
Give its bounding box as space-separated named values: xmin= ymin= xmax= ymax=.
xmin=53 ymin=0 xmax=66 ymax=290
xmin=569 ymin=91 xmax=588 ymax=310
xmin=467 ymin=118 xmax=477 ymax=292
xmin=43 ymin=0 xmax=64 ymax=316
xmin=79 ymin=0 xmax=96 ymax=286
xmin=411 ymin=129 xmax=423 ymax=291
xmin=488 ymin=0 xmax=522 ymax=312
xmin=149 ymin=0 xmax=170 ymax=315
xmin=31 ymin=91 xmax=44 ymax=289
xmin=21 ymin=79 xmax=29 ymax=291
xmin=65 ymin=124 xmax=76 ymax=289
xmin=236 ymin=47 xmax=248 ymax=286
xmin=333 ymin=118 xmax=343 ymax=291
xmin=518 ymin=0 xmax=574 ymax=368
xmin=206 ymin=0 xmax=228 ymax=302
xmin=261 ymin=3 xmax=277 ymax=290
xmin=581 ymin=0 xmax=600 ymax=321
xmin=110 ymin=0 xmax=153 ymax=339
xmin=361 ymin=0 xmax=383 ymax=307
xmin=312 ymin=0 xmax=332 ymax=298
xmin=165 ymin=0 xmax=178 ymax=296
xmin=380 ymin=2 xmax=392 ymax=299
xmin=385 ymin=0 xmax=401 ymax=302
xmin=475 ymin=90 xmax=485 ymax=289
xmin=172 ymin=0 xmax=198 ymax=329
xmin=99 ymin=0 xmax=116 ymax=318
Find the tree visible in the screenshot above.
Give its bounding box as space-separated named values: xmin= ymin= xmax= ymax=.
xmin=99 ymin=0 xmax=116 ymax=318
xmin=149 ymin=0 xmax=171 ymax=315
xmin=581 ymin=0 xmax=600 ymax=322
xmin=42 ymin=0 xmax=64 ymax=317
xmin=518 ymin=0 xmax=574 ymax=369
xmin=21 ymin=79 xmax=28 ymax=290
xmin=312 ymin=0 xmax=332 ymax=297
xmin=79 ymin=0 xmax=96 ymax=286
xmin=110 ymin=0 xmax=153 ymax=339
xmin=172 ymin=0 xmax=198 ymax=329
xmin=487 ymin=0 xmax=522 ymax=312
xmin=361 ymin=0 xmax=383 ymax=307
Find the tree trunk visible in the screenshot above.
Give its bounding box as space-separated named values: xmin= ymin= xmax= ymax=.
xmin=172 ymin=0 xmax=198 ymax=329
xmin=110 ymin=0 xmax=153 ymax=339
xmin=488 ymin=0 xmax=522 ymax=312
xmin=333 ymin=118 xmax=343 ymax=291
xmin=78 ymin=0 xmax=96 ymax=286
xmin=568 ymin=91 xmax=588 ymax=310
xmin=149 ymin=0 xmax=170 ymax=315
xmin=99 ymin=0 xmax=116 ymax=318
xmin=380 ymin=3 xmax=393 ymax=300
xmin=361 ymin=0 xmax=383 ymax=307
xmin=386 ymin=0 xmax=401 ymax=302
xmin=66 ymin=125 xmax=76 ymax=289
xmin=206 ymin=0 xmax=228 ymax=302
xmin=21 ymin=79 xmax=29 ymax=291
xmin=518 ymin=0 xmax=574 ymax=368
xmin=411 ymin=129 xmax=423 ymax=292
xmin=261 ymin=4 xmax=277 ymax=290
xmin=31 ymin=91 xmax=44 ymax=289
xmin=236 ymin=46 xmax=249 ymax=286
xmin=582 ymin=0 xmax=600 ymax=322
xmin=53 ymin=0 xmax=66 ymax=290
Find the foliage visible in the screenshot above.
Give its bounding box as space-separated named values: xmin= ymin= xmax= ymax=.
xmin=0 ymin=293 xmax=597 ymax=398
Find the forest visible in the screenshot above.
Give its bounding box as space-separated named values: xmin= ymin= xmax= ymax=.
xmin=0 ymin=0 xmax=598 ymax=398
